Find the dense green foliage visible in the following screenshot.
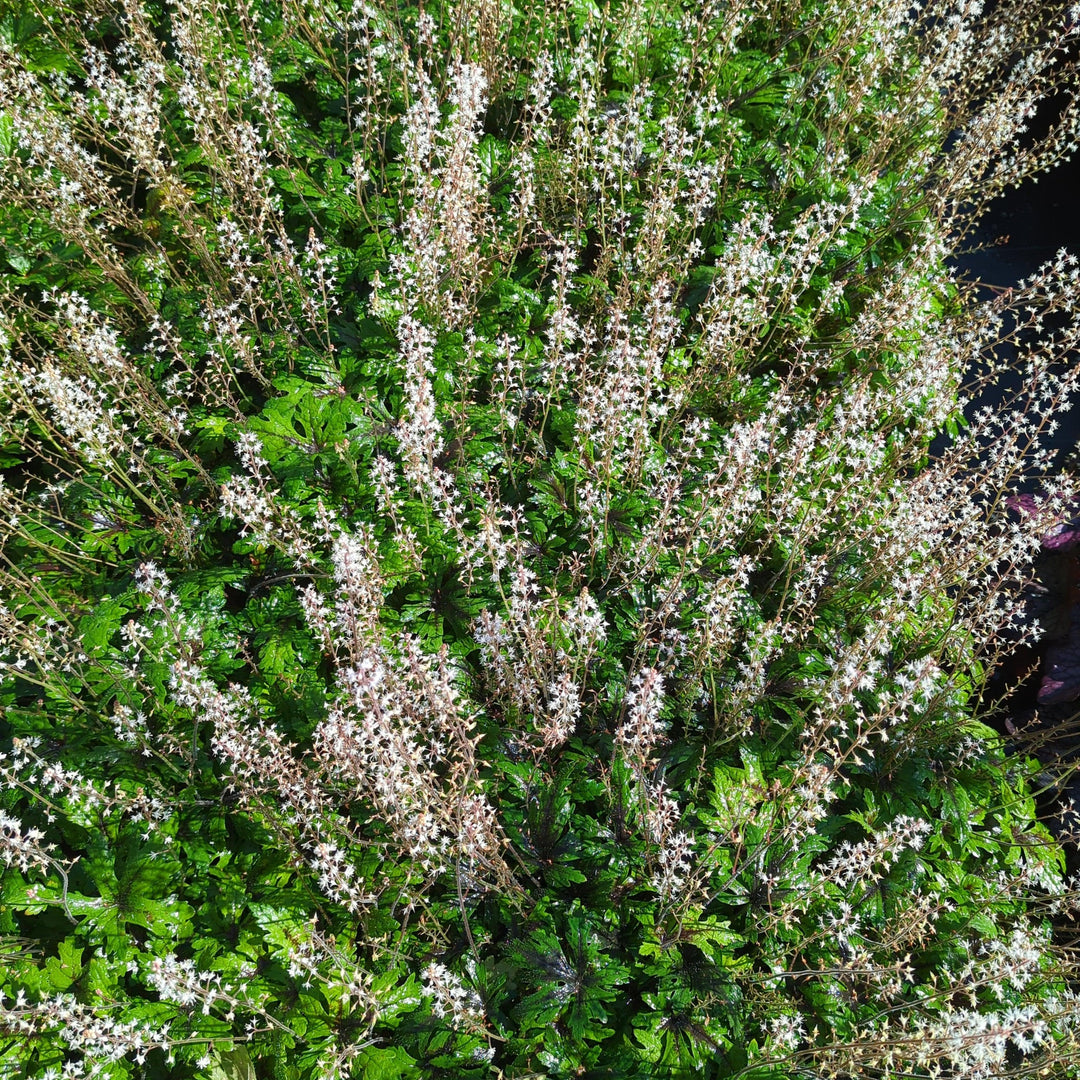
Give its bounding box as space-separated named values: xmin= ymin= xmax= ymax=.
xmin=2 ymin=0 xmax=1080 ymax=1077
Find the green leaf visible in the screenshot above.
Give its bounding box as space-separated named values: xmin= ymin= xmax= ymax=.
xmin=259 ymin=637 xmax=297 ymax=681
xmin=686 ymin=915 xmax=742 ymax=961
xmin=250 ymin=904 xmax=312 ymax=959
xmin=3 ymin=244 xmax=30 ymax=273
xmin=45 ymin=938 xmax=83 ymax=991
xmin=370 ymin=970 xmax=423 ymax=1024
xmin=633 ymin=1023 xmax=663 ymax=1063
xmin=79 ymin=597 xmax=124 ymax=652
xmin=966 ymin=911 xmax=999 ymax=937
xmin=207 ymin=1046 xmax=256 ymax=1080
xmin=352 ymin=1045 xmax=417 ymax=1079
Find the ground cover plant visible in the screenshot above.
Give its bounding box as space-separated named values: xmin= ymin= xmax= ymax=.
xmin=4 ymin=0 xmax=1080 ymax=1076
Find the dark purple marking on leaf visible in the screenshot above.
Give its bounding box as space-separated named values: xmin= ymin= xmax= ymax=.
xmin=1007 ymin=493 xmax=1044 ymax=518
xmin=1003 ymin=493 xmax=1080 ymax=703
xmin=1043 ymin=524 xmax=1080 ymax=552
xmin=1007 ymin=493 xmax=1080 ymax=551
xmin=1038 ymin=606 xmax=1080 ymax=705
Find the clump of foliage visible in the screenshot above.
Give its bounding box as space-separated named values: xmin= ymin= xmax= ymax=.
xmin=3 ymin=0 xmax=1080 ymax=1076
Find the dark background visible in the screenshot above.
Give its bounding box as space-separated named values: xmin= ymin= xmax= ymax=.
xmin=947 ymin=73 xmax=1080 ymax=473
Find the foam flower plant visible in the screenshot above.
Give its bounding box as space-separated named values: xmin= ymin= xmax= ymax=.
xmin=2 ymin=0 xmax=1080 ymax=1077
